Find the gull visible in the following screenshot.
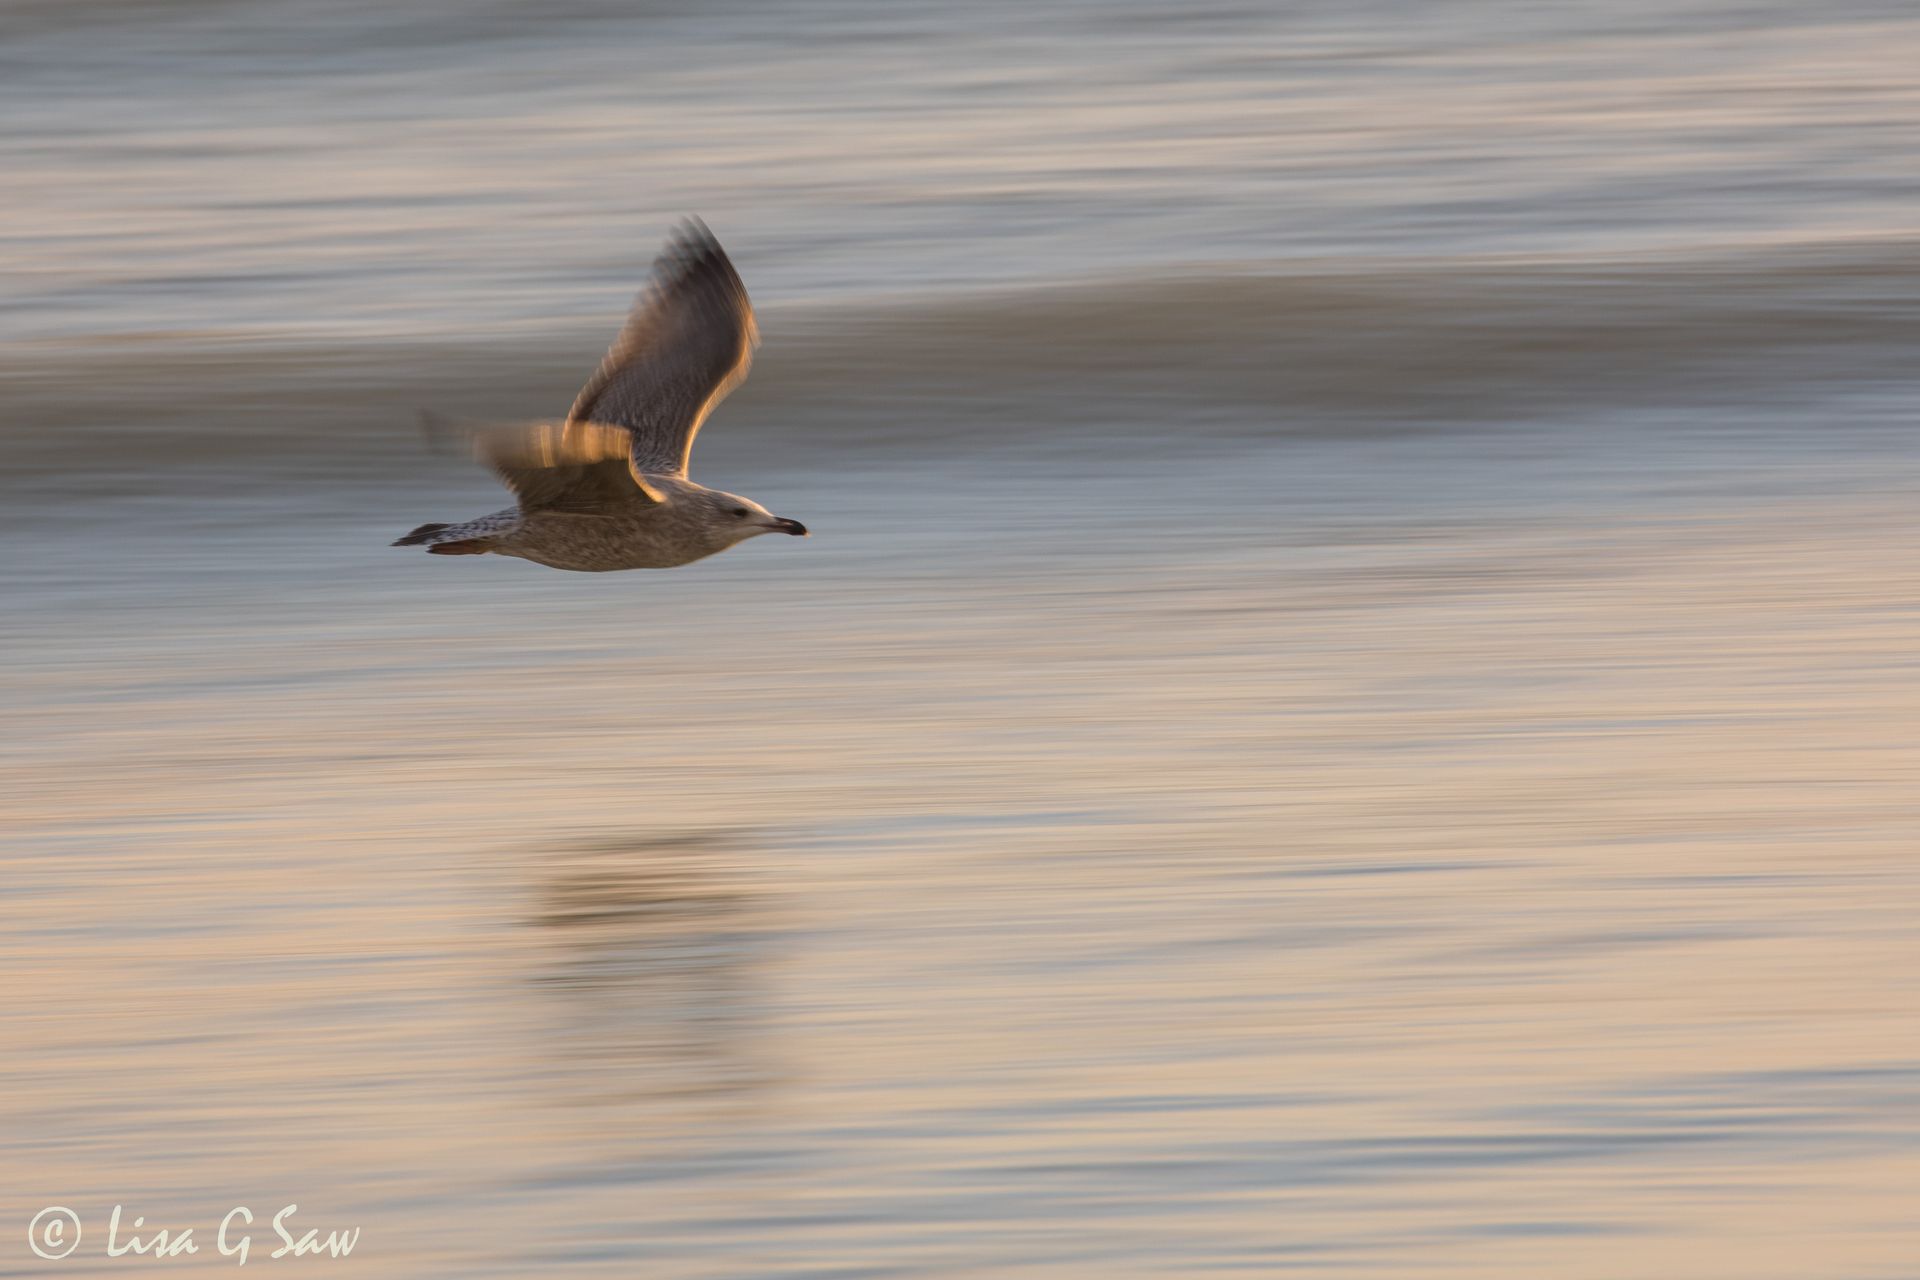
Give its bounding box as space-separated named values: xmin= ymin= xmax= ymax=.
xmin=394 ymin=219 xmax=807 ymax=571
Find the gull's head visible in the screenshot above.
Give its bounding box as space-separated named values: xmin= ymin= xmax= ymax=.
xmin=700 ymin=488 xmax=808 ymax=545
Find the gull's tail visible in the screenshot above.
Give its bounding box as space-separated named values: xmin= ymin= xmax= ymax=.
xmin=392 ymin=512 xmax=516 ymax=555
xmin=393 ymin=522 xmax=450 ymax=546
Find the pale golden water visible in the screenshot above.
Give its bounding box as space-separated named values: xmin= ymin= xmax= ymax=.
xmin=6 ymin=1 xmax=1920 ymax=1275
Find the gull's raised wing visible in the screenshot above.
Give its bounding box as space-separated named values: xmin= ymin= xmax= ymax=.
xmin=563 ymin=218 xmax=759 ymax=479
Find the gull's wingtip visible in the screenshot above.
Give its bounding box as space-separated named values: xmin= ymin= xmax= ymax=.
xmin=657 ymin=215 xmax=723 ymax=265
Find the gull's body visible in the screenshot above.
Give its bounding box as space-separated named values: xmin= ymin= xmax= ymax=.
xmin=395 ymin=221 xmax=806 ymax=571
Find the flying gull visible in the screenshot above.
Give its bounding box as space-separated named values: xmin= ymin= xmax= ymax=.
xmin=395 ymin=220 xmax=807 ymax=571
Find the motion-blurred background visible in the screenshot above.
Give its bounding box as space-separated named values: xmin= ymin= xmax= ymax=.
xmin=5 ymin=1 xmax=1920 ymax=1275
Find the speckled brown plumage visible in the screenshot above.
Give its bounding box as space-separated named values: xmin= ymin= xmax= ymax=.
xmin=395 ymin=220 xmax=806 ymax=572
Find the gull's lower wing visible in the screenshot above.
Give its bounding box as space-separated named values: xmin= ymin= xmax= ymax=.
xmin=479 ymin=421 xmax=664 ymax=513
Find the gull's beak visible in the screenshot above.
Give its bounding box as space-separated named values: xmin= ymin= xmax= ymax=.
xmin=766 ymin=517 xmax=808 ymax=537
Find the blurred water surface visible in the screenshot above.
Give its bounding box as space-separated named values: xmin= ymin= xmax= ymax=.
xmin=4 ymin=0 xmax=1920 ymax=1276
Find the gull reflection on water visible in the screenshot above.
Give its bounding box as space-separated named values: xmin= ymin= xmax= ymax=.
xmin=519 ymin=832 xmax=783 ymax=1115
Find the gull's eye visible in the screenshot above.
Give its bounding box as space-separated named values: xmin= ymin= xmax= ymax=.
xmin=730 ymin=506 xmax=750 ymax=519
